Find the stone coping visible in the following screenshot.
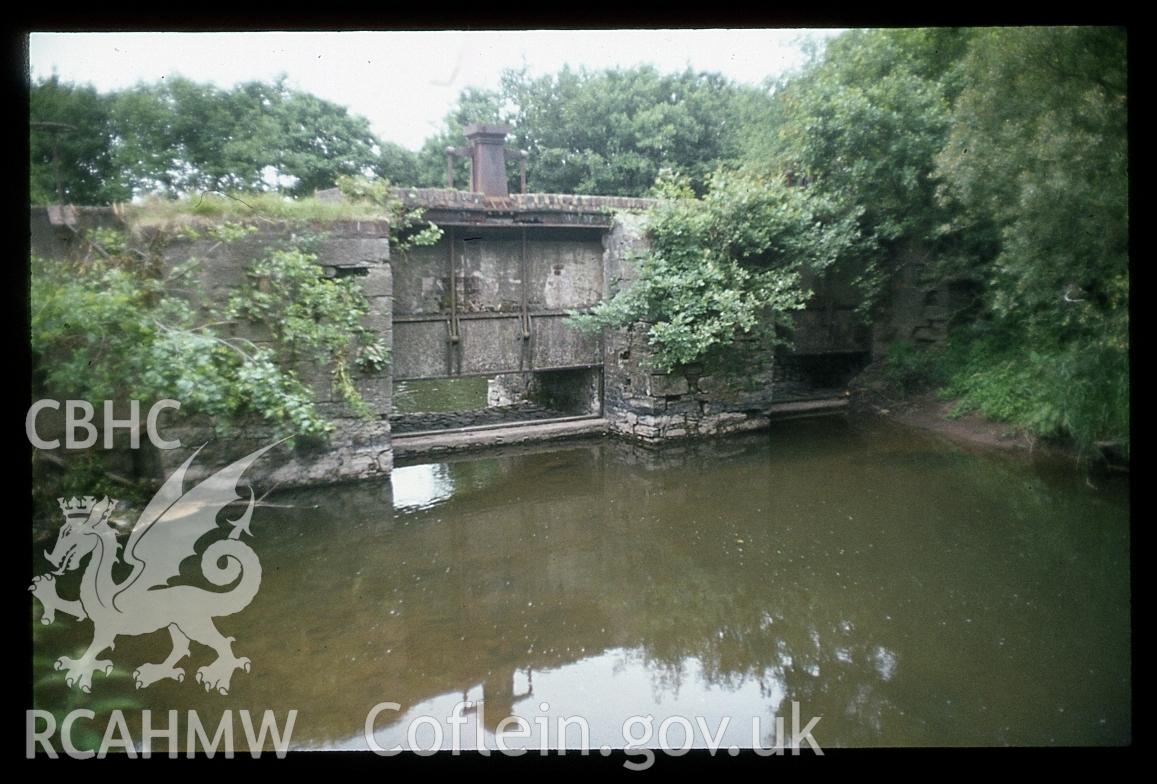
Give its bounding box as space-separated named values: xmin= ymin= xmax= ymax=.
xmin=391 ymin=188 xmax=657 ymax=214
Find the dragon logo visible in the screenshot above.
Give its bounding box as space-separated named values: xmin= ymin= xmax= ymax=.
xmin=30 ymin=443 xmax=276 ymax=695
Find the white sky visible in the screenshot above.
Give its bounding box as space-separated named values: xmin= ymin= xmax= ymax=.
xmin=27 ymin=30 xmax=841 ymax=150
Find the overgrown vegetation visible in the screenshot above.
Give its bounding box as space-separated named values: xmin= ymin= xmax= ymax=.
xmin=30 ymin=27 xmax=1129 ymax=457
xmin=939 ymin=323 xmax=1130 ymax=457
xmin=880 ymin=341 xmax=946 ymax=394
xmin=31 ymin=178 xmax=440 ymax=445
xmin=33 ymin=235 xmax=370 ymax=439
xmin=571 ymin=169 xmax=863 ymax=373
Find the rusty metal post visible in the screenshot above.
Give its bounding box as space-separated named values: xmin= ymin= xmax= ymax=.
xmin=520 ymin=227 xmax=531 ymax=340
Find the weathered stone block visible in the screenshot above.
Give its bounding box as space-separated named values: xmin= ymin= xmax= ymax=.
xmin=360 ymin=266 xmax=393 ymax=297
xmin=648 ymin=373 xmax=689 ymax=397
xmin=663 ymin=399 xmax=699 ymax=416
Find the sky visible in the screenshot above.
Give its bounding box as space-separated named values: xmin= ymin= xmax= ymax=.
xmin=27 ymin=29 xmax=842 ymax=151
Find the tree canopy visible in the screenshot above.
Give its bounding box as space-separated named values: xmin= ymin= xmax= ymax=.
xmin=28 ymin=29 xmax=1130 ymax=453
xmin=30 ymin=75 xmax=381 ymax=201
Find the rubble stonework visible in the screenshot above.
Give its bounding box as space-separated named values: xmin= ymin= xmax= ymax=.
xmin=602 ymin=323 xmax=777 ymax=442
xmin=599 ymin=213 xmax=778 ymax=443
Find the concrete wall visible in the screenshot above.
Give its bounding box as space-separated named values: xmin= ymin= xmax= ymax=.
xmin=154 ymin=221 xmax=395 ymax=485
xmin=29 ymin=205 xmax=123 ymax=260
xmin=30 ymin=209 xmax=396 ymax=487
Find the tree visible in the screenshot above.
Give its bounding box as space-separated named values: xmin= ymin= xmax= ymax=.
xmin=376 ymin=141 xmax=421 ymax=187
xmin=572 ymin=169 xmax=862 ymax=373
xmin=109 ymin=76 xmax=380 ymax=198
xmin=504 ymin=65 xmax=769 ymax=196
xmin=29 ymin=76 xmax=128 ymax=204
xmin=752 ymin=29 xmax=976 ymax=308
xmin=31 ymin=76 xmax=386 ymax=202
xmin=416 ymin=66 xmax=773 ymax=197
xmin=269 ymin=83 xmax=381 ymax=195
xmin=933 ymin=26 xmax=1128 ymax=454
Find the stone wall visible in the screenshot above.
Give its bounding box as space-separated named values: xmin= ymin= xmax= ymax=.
xmin=486 ymin=368 xmax=601 ymax=416
xmin=600 ymin=214 xmax=778 ymax=443
xmin=870 ymin=240 xmax=982 ymax=358
xmin=603 ymin=324 xmax=777 ymax=442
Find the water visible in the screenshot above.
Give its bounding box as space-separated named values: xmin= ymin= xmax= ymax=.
xmin=392 ymin=377 xmax=489 ymax=414
xmin=30 ymin=417 xmax=1130 ymax=752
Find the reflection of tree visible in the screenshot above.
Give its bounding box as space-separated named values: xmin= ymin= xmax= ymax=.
xmin=33 ymin=429 xmax=1126 ymax=749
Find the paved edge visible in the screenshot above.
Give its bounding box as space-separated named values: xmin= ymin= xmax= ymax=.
xmin=392 ymin=418 xmax=609 ymax=457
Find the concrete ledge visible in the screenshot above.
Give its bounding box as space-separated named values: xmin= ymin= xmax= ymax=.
xmin=767 ymin=397 xmax=849 ymax=420
xmin=392 ymin=417 xmax=608 ymax=457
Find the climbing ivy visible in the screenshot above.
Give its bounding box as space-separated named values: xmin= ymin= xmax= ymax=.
xmin=223 ymin=246 xmax=385 ymax=423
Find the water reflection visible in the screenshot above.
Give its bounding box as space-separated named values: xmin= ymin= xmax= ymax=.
xmin=391 ymin=463 xmax=454 ymax=512
xmin=31 ymin=418 xmax=1130 ymax=751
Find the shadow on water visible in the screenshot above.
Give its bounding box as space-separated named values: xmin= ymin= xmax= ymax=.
xmin=31 ymin=417 xmax=1130 ymax=751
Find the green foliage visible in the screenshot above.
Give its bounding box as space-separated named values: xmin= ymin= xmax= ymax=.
xmin=224 ymin=246 xmax=385 ymax=421
xmin=112 ymin=75 xmax=380 ymax=197
xmin=753 ymin=29 xmax=973 ymax=314
xmin=882 ymin=341 xmax=945 ymax=394
xmin=29 ymin=75 xmax=381 ymax=203
xmin=505 ymin=66 xmax=769 ymax=196
xmin=30 ymin=76 xmax=130 ymax=204
xmin=571 ymin=168 xmax=861 ymax=372
xmin=413 ymin=66 xmax=776 ymax=196
xmin=334 ymin=174 xmax=443 ymax=250
xmin=939 ymin=321 xmax=1129 ymax=457
xmin=762 ymin=26 xmax=1128 ymax=455
xmin=931 ymin=27 xmax=1129 ymax=456
xmin=31 ymin=224 xmax=387 ymax=441
xmin=377 ymin=141 xmax=422 ymax=187
xmin=934 ymin=27 xmax=1127 ymax=326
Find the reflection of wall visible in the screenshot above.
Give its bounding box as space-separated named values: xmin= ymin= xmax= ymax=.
xmin=103 ymin=434 xmax=912 ymax=750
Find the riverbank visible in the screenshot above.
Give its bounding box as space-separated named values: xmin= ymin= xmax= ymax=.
xmin=852 ymin=389 xmax=1032 ymax=451
xmin=848 ymin=380 xmax=1128 ymax=474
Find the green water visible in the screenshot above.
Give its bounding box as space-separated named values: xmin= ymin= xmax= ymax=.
xmin=392 ymin=377 xmax=490 ymax=414
xmin=30 ymin=417 xmax=1130 ymax=752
